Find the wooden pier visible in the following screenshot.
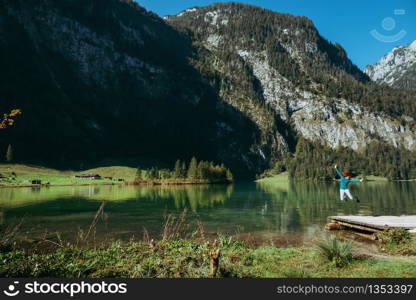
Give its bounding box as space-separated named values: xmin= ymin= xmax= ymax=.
xmin=326 ymin=215 xmax=416 ymax=239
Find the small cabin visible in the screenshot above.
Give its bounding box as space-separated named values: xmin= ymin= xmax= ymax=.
xmin=28 ymin=179 xmax=42 ymax=185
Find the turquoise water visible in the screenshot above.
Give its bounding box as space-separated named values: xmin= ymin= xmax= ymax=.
xmin=0 ymin=180 xmax=415 ymax=245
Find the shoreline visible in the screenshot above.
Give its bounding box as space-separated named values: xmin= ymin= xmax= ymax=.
xmin=2 ymin=163 xmax=412 ymax=189
xmin=0 ymin=182 xmax=125 ymax=189
xmin=130 ymin=180 xmax=232 ymax=186
xmin=0 ymin=163 xmax=232 ymax=189
xmin=255 ymin=173 xmax=416 ymax=183
xmin=0 ymin=180 xmax=231 ymax=189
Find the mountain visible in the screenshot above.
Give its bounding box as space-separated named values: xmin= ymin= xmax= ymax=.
xmin=167 ymin=3 xmax=416 ymax=179
xmin=0 ymin=0 xmax=276 ymax=175
xmin=1 ymin=1 xmax=416 ymax=179
xmin=365 ymin=40 xmax=416 ymax=90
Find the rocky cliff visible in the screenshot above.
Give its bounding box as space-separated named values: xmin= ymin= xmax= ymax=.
xmin=365 ymin=40 xmax=416 ymax=91
xmin=167 ymin=3 xmax=416 ymax=156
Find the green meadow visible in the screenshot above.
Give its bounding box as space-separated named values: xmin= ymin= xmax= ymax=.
xmin=0 ymin=164 xmax=136 ymax=187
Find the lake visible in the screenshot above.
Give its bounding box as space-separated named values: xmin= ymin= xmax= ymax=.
xmin=1 ymin=180 xmax=415 ymax=246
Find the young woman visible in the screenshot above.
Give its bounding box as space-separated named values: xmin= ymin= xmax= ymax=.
xmin=334 ymin=165 xmax=363 ymax=202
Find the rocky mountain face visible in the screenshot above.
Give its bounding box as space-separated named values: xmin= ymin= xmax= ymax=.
xmin=1 ymin=1 xmax=415 ymax=178
xmin=365 ymin=40 xmax=416 ymax=90
xmin=167 ymin=3 xmax=416 ymax=155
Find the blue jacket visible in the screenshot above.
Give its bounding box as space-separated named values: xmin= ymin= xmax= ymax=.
xmin=335 ymin=168 xmax=360 ymax=189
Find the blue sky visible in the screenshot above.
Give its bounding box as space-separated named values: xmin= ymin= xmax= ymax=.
xmin=138 ymin=0 xmax=416 ymax=69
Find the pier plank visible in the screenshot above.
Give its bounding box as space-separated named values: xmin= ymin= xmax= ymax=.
xmin=329 ymin=215 xmax=416 ymax=231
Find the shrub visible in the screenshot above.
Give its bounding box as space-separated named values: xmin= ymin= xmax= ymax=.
xmin=381 ymin=228 xmax=411 ymax=245
xmin=217 ymin=234 xmax=233 ymax=248
xmin=316 ymin=235 xmax=354 ymax=267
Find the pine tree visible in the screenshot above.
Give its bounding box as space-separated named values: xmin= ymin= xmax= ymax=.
xmin=135 ymin=166 xmax=142 ymax=181
xmin=173 ymin=160 xmax=182 ymax=179
xmin=148 ymin=167 xmax=158 ymax=180
xmin=187 ymin=157 xmax=198 ymax=179
xmin=5 ymin=144 xmax=13 ymax=162
xmin=197 ymin=161 xmax=204 ymax=179
xmin=160 ymin=169 xmax=171 ymax=179
xmin=226 ymin=169 xmax=233 ymax=182
xmin=180 ymin=162 xmax=187 ymax=178
xmin=202 ymin=161 xmax=211 ymax=180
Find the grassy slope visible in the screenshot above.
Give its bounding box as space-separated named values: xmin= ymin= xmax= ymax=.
xmin=1 ymin=239 xmax=415 ymax=278
xmin=364 ymin=175 xmax=388 ymax=182
xmin=0 ymin=164 xmax=231 ymax=187
xmin=255 ymin=172 xmax=289 ymax=184
xmin=0 ymin=164 xmax=137 ymax=187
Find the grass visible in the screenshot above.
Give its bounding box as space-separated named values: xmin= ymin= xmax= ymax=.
xmin=1 ymin=238 xmax=416 ymax=278
xmin=364 ymin=175 xmax=389 ymax=182
xmin=316 ymin=234 xmax=354 ymax=267
xmin=379 ymin=229 xmax=416 ymax=256
xmin=0 ymin=164 xmax=230 ymax=187
xmin=1 ymin=211 xmax=416 ymax=279
xmin=255 ymin=172 xmax=289 ymax=194
xmin=255 ymin=172 xmax=289 ymax=184
xmin=78 ymin=166 xmax=137 ymax=179
xmin=0 ymin=164 xmax=137 ymax=187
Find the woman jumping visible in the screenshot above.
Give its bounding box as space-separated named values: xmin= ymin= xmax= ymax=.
xmin=334 ymin=165 xmax=363 ymax=202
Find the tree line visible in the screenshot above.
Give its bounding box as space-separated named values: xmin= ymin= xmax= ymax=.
xmin=135 ymin=157 xmax=233 ymax=183
xmin=288 ymin=137 xmax=416 ymax=181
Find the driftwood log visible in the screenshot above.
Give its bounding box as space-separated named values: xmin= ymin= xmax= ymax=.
xmin=325 ymin=222 xmax=342 ymax=230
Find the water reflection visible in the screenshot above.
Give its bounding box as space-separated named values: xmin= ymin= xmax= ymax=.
xmin=0 ymin=180 xmax=415 ymax=243
xmin=134 ymin=184 xmax=233 ymax=211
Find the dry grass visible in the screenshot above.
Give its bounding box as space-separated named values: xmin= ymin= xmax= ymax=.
xmin=0 ymin=219 xmax=23 ymax=250
xmin=161 ymin=209 xmax=189 ymax=241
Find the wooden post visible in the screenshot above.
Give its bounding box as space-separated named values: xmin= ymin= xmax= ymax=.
xmin=209 ymin=249 xmax=221 ymax=278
